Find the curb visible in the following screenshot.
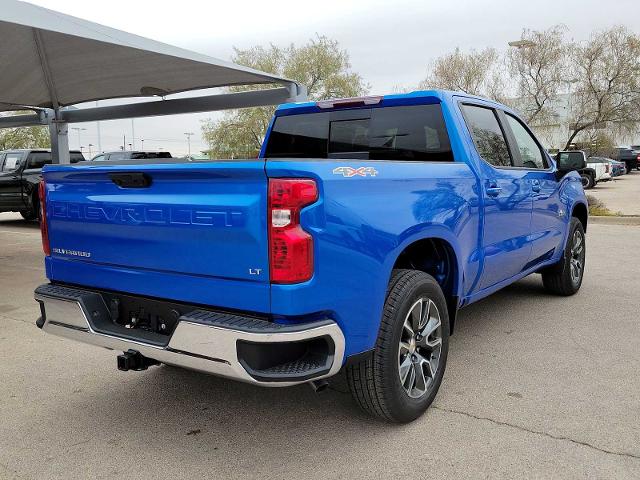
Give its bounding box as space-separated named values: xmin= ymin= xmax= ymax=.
xmin=590 ymin=216 xmax=640 ymax=226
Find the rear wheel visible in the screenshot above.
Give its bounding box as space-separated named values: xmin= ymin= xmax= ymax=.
xmin=542 ymin=218 xmax=585 ymax=296
xmin=346 ymin=269 xmax=449 ymax=423
xmin=580 ymin=173 xmax=595 ymax=189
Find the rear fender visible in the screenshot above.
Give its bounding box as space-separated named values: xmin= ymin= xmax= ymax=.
xmin=385 ymin=226 xmax=464 ymax=300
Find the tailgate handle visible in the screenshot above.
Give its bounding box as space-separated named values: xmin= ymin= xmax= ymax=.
xmin=109 ymin=172 xmax=152 ymax=188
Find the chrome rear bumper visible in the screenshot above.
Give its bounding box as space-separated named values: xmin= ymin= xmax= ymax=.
xmin=35 ymin=284 xmax=345 ymax=386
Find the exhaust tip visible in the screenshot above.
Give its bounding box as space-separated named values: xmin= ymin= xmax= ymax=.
xmin=309 ymin=379 xmax=329 ymax=393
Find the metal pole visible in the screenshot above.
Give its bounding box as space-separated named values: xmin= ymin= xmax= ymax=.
xmin=49 ymin=109 xmax=70 ymax=164
xmin=96 ymin=101 xmax=102 ymax=153
xmin=131 ymin=118 xmax=136 ymax=150
xmin=71 ymin=127 xmax=87 ymax=151
xmin=184 ymin=132 xmax=194 ymax=157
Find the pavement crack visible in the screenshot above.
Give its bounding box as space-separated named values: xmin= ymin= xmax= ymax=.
xmin=433 ymin=405 xmax=640 ymax=461
xmin=0 ymin=461 xmax=28 ymax=480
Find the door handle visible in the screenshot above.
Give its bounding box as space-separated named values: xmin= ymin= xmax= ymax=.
xmin=486 ymin=186 xmax=502 ymax=197
xmin=531 ymin=180 xmax=541 ymax=193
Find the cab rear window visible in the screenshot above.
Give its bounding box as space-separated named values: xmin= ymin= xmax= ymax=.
xmin=265 ymin=104 xmax=453 ymax=162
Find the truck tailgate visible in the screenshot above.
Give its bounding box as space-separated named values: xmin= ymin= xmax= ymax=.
xmin=43 ymin=161 xmax=270 ymax=312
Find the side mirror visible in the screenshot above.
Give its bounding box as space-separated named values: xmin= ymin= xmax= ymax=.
xmin=556 ymin=151 xmax=586 ymax=174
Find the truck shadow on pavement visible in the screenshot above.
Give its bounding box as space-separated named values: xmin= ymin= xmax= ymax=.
xmin=0 ymin=218 xmax=40 ymax=230
xmin=41 ymin=275 xmax=569 ymax=457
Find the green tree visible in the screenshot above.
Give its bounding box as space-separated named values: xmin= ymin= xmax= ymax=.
xmin=419 ymin=47 xmax=506 ymax=102
xmin=507 ymin=26 xmax=567 ymax=125
xmin=202 ymin=35 xmax=369 ymax=158
xmin=0 ymin=115 xmax=50 ymax=150
xmin=564 ymin=26 xmax=640 ymax=150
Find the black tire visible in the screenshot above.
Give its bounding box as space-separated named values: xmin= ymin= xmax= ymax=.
xmin=346 ymin=269 xmax=449 ymax=423
xmin=20 ymin=209 xmax=38 ymax=221
xmin=541 ymin=218 xmax=586 ymax=296
xmin=580 ymin=173 xmax=595 ymax=189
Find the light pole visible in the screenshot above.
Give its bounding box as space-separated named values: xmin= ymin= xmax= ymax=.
xmin=184 ymin=132 xmax=195 ymax=157
xmin=88 ymin=144 xmax=94 ymax=157
xmin=141 ymin=139 xmax=145 ymax=150
xmin=131 ymin=119 xmax=136 ymax=150
xmin=71 ymin=127 xmax=87 ymax=150
xmin=96 ymin=101 xmax=102 ymax=153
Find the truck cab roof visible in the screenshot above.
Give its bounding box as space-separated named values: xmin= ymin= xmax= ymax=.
xmin=274 ymin=89 xmax=501 ymax=116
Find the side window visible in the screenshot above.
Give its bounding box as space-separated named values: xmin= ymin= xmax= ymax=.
xmin=70 ymin=153 xmax=85 ymax=163
xmin=26 ymin=152 xmax=52 ymax=169
xmin=92 ymin=154 xmax=105 ymax=162
xmin=461 ymin=104 xmax=512 ymax=167
xmin=504 ymin=114 xmax=547 ymax=169
xmin=2 ymin=153 xmax=23 ymax=172
xmin=108 ymin=152 xmax=126 ymax=161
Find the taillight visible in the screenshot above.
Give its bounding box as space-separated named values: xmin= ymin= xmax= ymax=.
xmin=38 ymin=180 xmax=50 ymax=256
xmin=606 ymin=164 xmax=610 ymax=173
xmin=268 ymin=178 xmax=318 ymax=283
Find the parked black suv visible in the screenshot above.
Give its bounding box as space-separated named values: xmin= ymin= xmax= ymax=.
xmin=0 ymin=149 xmax=85 ymax=220
xmin=614 ymin=147 xmax=639 ymax=173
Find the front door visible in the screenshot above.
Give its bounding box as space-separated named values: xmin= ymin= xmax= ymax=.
xmin=0 ymin=152 xmax=25 ymax=210
xmin=459 ymin=103 xmax=533 ymax=290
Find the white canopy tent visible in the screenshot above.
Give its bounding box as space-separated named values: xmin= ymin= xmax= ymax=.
xmin=0 ymin=0 xmax=306 ymax=162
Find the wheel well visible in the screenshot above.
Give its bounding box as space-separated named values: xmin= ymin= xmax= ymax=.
xmin=393 ymin=238 xmax=459 ymax=334
xmin=572 ymin=203 xmax=588 ymax=232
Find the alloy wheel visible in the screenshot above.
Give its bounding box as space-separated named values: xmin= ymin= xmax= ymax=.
xmin=570 ymin=229 xmax=585 ymax=286
xmin=398 ymin=297 xmax=443 ymax=399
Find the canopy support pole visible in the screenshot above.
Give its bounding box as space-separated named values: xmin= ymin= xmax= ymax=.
xmin=48 ymin=109 xmax=69 ymax=164
xmin=59 ymin=87 xmax=307 ymax=124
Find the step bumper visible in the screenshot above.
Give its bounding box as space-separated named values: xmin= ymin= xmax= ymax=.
xmin=34 ymin=284 xmax=345 ymax=386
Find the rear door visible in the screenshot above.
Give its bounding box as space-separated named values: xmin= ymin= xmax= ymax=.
xmin=460 ymin=103 xmax=533 ymax=290
xmin=501 ymin=112 xmax=564 ymax=265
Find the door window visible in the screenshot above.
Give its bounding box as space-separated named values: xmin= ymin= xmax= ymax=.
xmin=461 ymin=105 xmax=512 ymax=167
xmin=2 ymin=153 xmax=22 ymax=171
xmin=504 ymin=114 xmax=547 ymax=169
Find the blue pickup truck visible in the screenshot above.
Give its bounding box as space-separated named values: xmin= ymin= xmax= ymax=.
xmin=34 ymin=90 xmax=588 ymax=422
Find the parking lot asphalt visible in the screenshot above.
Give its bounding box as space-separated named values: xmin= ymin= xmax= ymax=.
xmin=586 ymin=170 xmax=640 ymax=216
xmin=0 ymin=212 xmax=639 ymax=479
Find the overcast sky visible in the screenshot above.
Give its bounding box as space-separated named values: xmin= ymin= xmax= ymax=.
xmin=28 ymin=0 xmax=640 ymax=156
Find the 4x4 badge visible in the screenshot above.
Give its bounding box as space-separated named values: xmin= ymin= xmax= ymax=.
xmin=333 ymin=166 xmax=378 ymax=177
